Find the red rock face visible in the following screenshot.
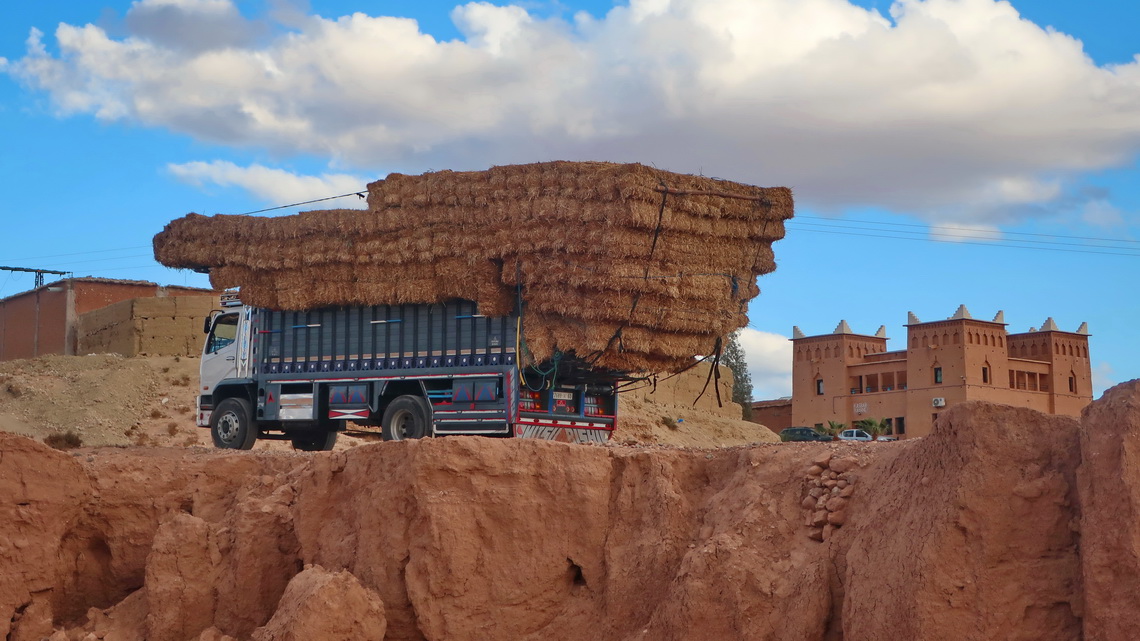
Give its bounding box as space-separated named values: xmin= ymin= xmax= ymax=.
xmin=839 ymin=402 xmax=1083 ymax=641
xmin=251 ymin=566 xmax=386 ymax=641
xmin=1 ymin=385 xmax=1138 ymax=640
xmin=1078 ymin=381 xmax=1140 ymax=641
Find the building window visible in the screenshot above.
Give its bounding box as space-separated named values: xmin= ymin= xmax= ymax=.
xmin=896 ymin=417 xmax=906 ymax=435
xmin=815 ymin=379 xmax=824 ymax=395
xmin=934 ymin=367 xmax=943 ymax=384
xmin=1069 ymin=376 xmax=1076 ymax=393
xmin=982 ymin=366 xmax=989 ymax=384
xmin=884 ymin=418 xmax=893 ymax=434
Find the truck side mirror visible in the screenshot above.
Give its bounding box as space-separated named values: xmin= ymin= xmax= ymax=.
xmin=204 ymin=311 xmax=219 ymax=335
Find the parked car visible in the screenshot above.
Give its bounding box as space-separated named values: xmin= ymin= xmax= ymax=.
xmin=779 ymin=426 xmax=832 ymax=442
xmin=876 ymin=435 xmax=899 ymax=442
xmin=838 ymin=429 xmax=873 ymax=442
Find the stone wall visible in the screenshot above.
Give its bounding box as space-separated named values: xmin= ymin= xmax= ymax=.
xmin=78 ymin=296 xmax=219 ymax=357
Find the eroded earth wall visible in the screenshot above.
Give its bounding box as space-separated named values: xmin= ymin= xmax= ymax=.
xmin=3 ymin=381 xmax=1140 ymax=641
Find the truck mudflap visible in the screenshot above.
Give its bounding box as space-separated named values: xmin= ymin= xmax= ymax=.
xmin=196 ymin=395 xmax=212 ymax=427
xmin=513 ymin=418 xmax=614 ymax=444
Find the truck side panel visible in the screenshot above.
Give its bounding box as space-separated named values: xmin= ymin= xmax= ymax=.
xmin=249 ymin=301 xmax=518 ymax=435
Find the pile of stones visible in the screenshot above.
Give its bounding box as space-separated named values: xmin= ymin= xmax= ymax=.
xmin=801 ymin=451 xmax=858 ymax=542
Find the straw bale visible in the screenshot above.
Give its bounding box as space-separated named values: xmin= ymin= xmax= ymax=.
xmin=154 ymin=161 xmax=793 ymax=374
xmin=366 ymin=161 xmax=792 ymax=222
xmin=519 ymin=285 xmax=745 ymax=335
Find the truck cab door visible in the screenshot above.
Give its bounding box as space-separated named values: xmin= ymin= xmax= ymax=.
xmin=201 ymin=311 xmax=240 ymax=394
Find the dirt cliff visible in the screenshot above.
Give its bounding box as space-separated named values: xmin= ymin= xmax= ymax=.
xmin=3 ymin=382 xmax=1139 ymax=640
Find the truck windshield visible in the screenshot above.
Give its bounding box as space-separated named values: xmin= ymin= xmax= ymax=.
xmin=207 ymin=313 xmax=238 ymax=353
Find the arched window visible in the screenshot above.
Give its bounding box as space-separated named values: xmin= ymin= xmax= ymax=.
xmin=824 ymin=346 xmax=831 ymax=358
xmin=953 ymin=332 xmax=960 ymax=344
xmin=983 ymin=334 xmax=989 ymax=346
xmin=1031 ymin=343 xmax=1039 ymax=357
xmin=814 ymin=348 xmax=821 ymax=360
xmin=932 ymin=334 xmax=939 ymax=347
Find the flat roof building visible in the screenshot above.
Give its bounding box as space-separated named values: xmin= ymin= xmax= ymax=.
xmin=0 ymin=278 xmax=217 ymax=361
xmin=790 ymin=305 xmax=1093 ymax=439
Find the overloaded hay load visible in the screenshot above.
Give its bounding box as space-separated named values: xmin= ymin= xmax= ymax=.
xmin=154 ymin=161 xmax=793 ymax=373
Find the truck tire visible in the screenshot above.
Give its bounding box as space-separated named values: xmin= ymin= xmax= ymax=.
xmin=381 ymin=395 xmax=431 ymax=441
xmin=291 ymin=429 xmax=338 ymax=452
xmin=211 ymin=397 xmax=257 ymax=450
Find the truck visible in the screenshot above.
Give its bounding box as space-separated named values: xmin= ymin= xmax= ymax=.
xmin=197 ymin=294 xmax=619 ymax=450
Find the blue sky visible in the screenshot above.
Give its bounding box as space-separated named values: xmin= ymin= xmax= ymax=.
xmin=1 ymin=0 xmax=1137 ymax=399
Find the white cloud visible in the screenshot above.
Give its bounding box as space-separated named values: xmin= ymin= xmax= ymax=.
xmin=6 ymin=0 xmax=1140 ymax=222
xmin=1091 ymin=360 xmax=1116 ymax=399
xmin=1081 ymin=199 xmax=1126 ymax=228
xmin=736 ymin=327 xmax=793 ymax=401
xmin=929 ymin=222 xmax=1002 ymax=242
xmin=167 ymin=160 xmax=368 ymax=209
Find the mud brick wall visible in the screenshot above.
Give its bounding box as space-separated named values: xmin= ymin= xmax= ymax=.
xmin=78 ymin=296 xmax=220 ymax=357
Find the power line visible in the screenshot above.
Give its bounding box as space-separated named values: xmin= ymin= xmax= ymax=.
xmin=39 ymin=254 xmax=153 ymax=268
xmin=0 ymin=193 xmax=367 ymax=264
xmin=3 ymin=245 xmax=152 ymax=262
xmin=794 ymin=214 xmax=1140 ymax=246
xmin=233 ymin=191 xmax=367 ymax=216
xmin=784 ymin=224 xmax=1140 ymax=258
xmin=788 ymin=219 xmax=1140 ymax=252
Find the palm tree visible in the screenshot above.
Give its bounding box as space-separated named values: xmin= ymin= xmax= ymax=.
xmin=856 ymin=418 xmax=889 ymax=440
xmin=824 ymin=420 xmax=846 ymax=439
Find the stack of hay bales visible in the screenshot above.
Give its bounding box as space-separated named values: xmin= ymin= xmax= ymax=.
xmin=154 ymin=161 xmax=793 ymax=373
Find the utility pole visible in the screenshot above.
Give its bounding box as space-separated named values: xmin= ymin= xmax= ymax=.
xmin=0 ymin=266 xmax=70 ymax=289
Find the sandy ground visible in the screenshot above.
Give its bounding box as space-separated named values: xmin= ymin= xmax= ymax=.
xmin=0 ymin=354 xmax=778 ymax=451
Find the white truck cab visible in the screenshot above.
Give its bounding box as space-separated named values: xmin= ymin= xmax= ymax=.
xmin=196 ymin=301 xmax=252 ymax=428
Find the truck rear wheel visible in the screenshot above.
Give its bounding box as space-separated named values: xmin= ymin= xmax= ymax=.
xmin=291 ymin=429 xmax=338 ymax=452
xmin=381 ymin=395 xmax=431 ymax=441
xmin=211 ymin=397 xmax=257 ymax=450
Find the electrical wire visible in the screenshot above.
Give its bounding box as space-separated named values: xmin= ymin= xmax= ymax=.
xmin=3 ymin=245 xmax=152 ymax=262
xmin=233 ymin=192 xmax=367 ymax=216
xmin=793 ymin=214 xmax=1140 ymax=246
xmin=784 ymin=224 xmax=1140 ymax=258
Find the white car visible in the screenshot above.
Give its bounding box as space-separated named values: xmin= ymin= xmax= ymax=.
xmin=838 ymin=429 xmax=873 ymax=442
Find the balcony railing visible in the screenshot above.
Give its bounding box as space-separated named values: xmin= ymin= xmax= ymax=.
xmin=850 ymin=385 xmax=905 ymax=394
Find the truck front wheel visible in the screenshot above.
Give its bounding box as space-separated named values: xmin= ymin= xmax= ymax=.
xmin=211 ymin=397 xmax=257 ymax=450
xmin=381 ymin=396 xmax=431 ymax=441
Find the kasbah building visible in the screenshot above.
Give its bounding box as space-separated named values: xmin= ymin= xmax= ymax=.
xmin=757 ymin=305 xmax=1094 ymax=439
